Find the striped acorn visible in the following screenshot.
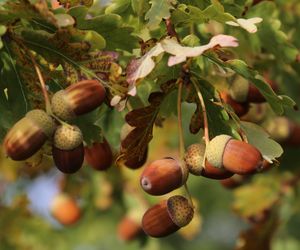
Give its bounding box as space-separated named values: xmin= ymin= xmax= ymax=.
xmin=4 ymin=109 xmax=56 ymax=161
xmin=52 ymin=125 xmax=84 ymax=174
xmin=206 ymin=135 xmax=263 ymax=175
xmin=140 ymin=157 xmax=188 ymax=196
xmin=51 ymin=80 xmax=106 ymax=121
xmin=142 ymin=195 xmax=194 ymax=238
xmin=117 ymin=216 xmax=144 ymax=241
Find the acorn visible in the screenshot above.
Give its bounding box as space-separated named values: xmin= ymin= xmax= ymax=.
xmin=142 ymin=195 xmax=194 ymax=238
xmin=184 ymin=143 xmax=233 ymax=179
xmin=220 ymin=91 xmax=249 ymax=117
xmin=84 ymin=138 xmax=113 ymax=171
xmin=52 ymin=125 xmax=84 ymax=174
xmin=3 ymin=109 xmax=56 ymax=161
xmin=51 ymin=79 xmax=106 ymax=121
xmin=117 ymin=216 xmax=144 ymax=241
xmin=202 ymin=160 xmax=234 ymax=179
xmin=229 ymin=77 xmax=276 ymax=104
xmin=206 ymin=135 xmax=263 ymax=175
xmin=140 ymin=158 xmax=188 ymax=196
xmin=51 ymin=193 xmax=81 ymax=225
xmin=265 ymin=117 xmax=300 ymax=146
xmin=220 ymin=175 xmax=248 ymax=189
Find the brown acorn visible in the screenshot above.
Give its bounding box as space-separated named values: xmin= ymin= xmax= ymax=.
xmin=202 ymin=160 xmax=234 ymax=180
xmin=51 ymin=193 xmax=81 ymax=225
xmin=220 ymin=91 xmax=249 ymax=117
xmin=220 ymin=175 xmax=248 ymax=189
xmin=142 ymin=195 xmax=194 ymax=238
xmin=4 ymin=109 xmax=56 ymax=161
xmin=140 ymin=158 xmax=188 ymax=196
xmin=117 ymin=216 xmax=144 ymax=241
xmin=52 ymin=125 xmax=84 ymax=174
xmin=206 ymin=135 xmax=263 ymax=175
xmin=265 ymin=117 xmax=300 ymax=146
xmin=84 ymin=138 xmax=113 ymax=171
xmin=51 ymin=79 xmax=106 ymax=121
xmin=229 ymin=77 xmax=276 ymax=104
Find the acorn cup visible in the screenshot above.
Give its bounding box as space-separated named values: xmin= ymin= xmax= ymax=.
xmin=51 ymin=79 xmax=106 ymax=121
xmin=142 ymin=195 xmax=194 ymax=238
xmin=206 ymin=135 xmax=263 ymax=175
xmin=51 ymin=193 xmax=81 ymax=225
xmin=4 ymin=109 xmax=56 ymax=161
xmin=184 ymin=143 xmax=233 ymax=179
xmin=220 ymin=91 xmax=249 ymax=117
xmin=52 ymin=125 xmax=84 ymax=174
xmin=140 ymin=158 xmax=188 ymax=196
xmin=84 ymin=138 xmax=113 ymax=171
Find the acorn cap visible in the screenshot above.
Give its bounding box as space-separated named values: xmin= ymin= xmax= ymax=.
xmin=167 ymin=195 xmax=194 ymax=227
xmin=53 ymin=125 xmax=83 ymax=150
xmin=206 ymin=135 xmax=232 ymax=169
xmin=184 ymin=143 xmax=205 ymax=175
xmin=229 ymin=78 xmax=249 ymax=103
xmin=51 ymin=90 xmax=75 ymax=121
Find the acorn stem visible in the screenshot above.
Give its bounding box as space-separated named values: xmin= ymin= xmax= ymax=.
xmin=51 ymin=114 xmax=73 ymax=128
xmin=177 ymin=79 xmax=185 ymax=158
xmin=184 ymin=183 xmax=194 ymax=209
xmin=27 ymin=50 xmax=52 ymax=114
xmin=191 ymin=78 xmax=210 ymax=145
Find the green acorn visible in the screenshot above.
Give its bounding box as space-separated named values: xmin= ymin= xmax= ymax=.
xmin=4 ymin=109 xmax=56 ymax=161
xmin=52 ymin=125 xmax=84 ymax=174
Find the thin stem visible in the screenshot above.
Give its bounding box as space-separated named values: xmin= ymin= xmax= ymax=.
xmin=164 ymin=18 xmax=179 ymax=41
xmin=184 ymin=182 xmax=194 ymax=208
xmin=191 ymin=79 xmax=210 ymax=144
xmin=177 ymin=80 xmax=185 ymax=158
xmin=26 ymin=49 xmax=52 ymax=114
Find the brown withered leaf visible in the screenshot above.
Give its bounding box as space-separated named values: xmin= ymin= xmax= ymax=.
xmin=189 ymin=106 xmax=203 ymax=134
xmin=58 ymin=0 xmax=93 ymax=7
xmin=119 ymin=82 xmax=176 ymax=164
xmin=235 ymin=215 xmax=279 ymax=250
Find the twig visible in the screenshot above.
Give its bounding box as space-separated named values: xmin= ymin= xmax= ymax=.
xmin=177 ymin=79 xmax=185 ymax=158
xmin=27 ymin=52 xmax=52 ymax=114
xmin=164 ymin=18 xmax=179 ymax=41
xmin=191 ymin=78 xmax=210 ymax=144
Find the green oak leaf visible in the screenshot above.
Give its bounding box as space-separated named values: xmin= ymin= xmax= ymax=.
xmin=145 ymin=0 xmax=176 ymax=29
xmin=241 ymin=121 xmax=283 ymax=162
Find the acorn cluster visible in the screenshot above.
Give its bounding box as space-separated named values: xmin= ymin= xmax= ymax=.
xmin=3 ymin=80 xmax=113 ymax=174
